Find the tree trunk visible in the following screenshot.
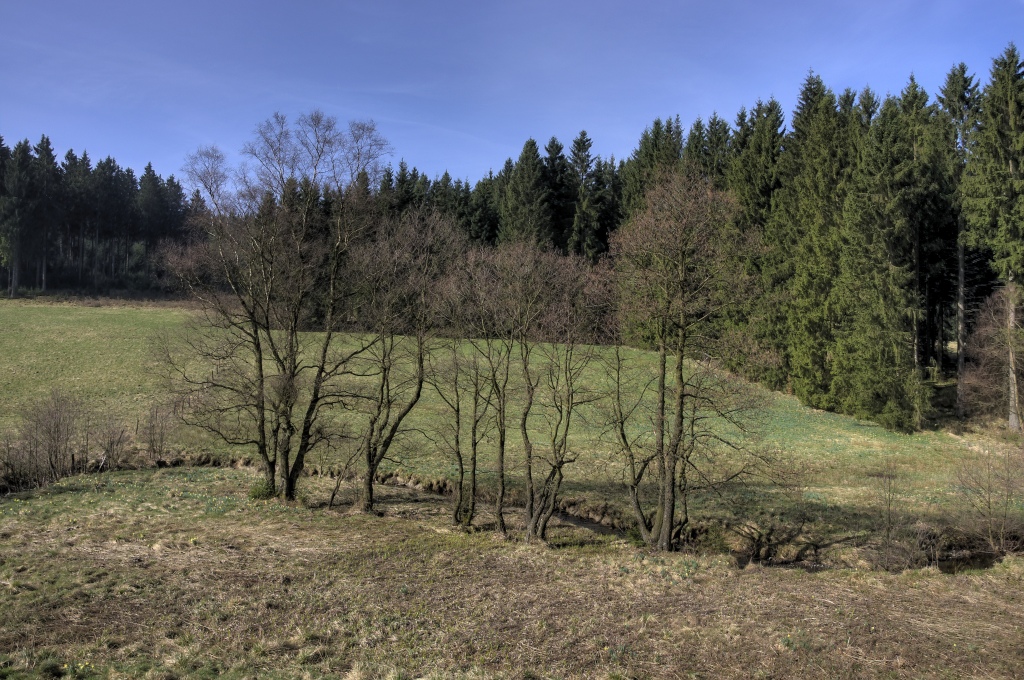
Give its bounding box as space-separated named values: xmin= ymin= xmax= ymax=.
xmin=9 ymin=247 xmax=19 ymax=298
xmin=1008 ymin=282 xmax=1020 ymax=432
xmin=466 ymin=398 xmax=480 ymax=528
xmin=657 ymin=454 xmax=677 ymax=551
xmin=264 ymin=459 xmax=276 ymax=494
xmin=956 ymin=231 xmax=966 ymax=419
xmin=360 ymin=467 xmax=375 ymax=513
xmin=537 ymin=469 xmax=564 ymax=540
xmin=466 ymin=444 xmax=477 ymax=527
xmin=41 ymin=222 xmax=47 ymax=293
xmin=656 ymin=338 xmax=676 ymax=551
xmin=495 ymin=418 xmax=506 ymax=533
xmin=453 ymin=453 xmax=465 ymax=524
xmin=520 ymin=345 xmax=535 ymax=521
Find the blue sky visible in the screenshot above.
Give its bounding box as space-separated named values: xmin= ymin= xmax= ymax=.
xmin=1 ymin=0 xmax=1021 ymax=186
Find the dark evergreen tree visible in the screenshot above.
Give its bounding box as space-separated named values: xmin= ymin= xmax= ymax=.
xmin=592 ymin=156 xmax=621 ymax=256
xmin=137 ymin=163 xmax=168 ymax=249
xmin=30 ymin=135 xmax=62 ymax=291
xmin=61 ymin=149 xmax=95 ymax=286
xmin=498 ymin=140 xmax=551 ymax=244
xmin=542 ymin=137 xmax=574 ymax=251
xmin=1 ymin=141 xmax=35 ymax=296
xmin=830 ymin=96 xmax=925 ymax=429
xmin=705 ymin=113 xmax=733 ymax=189
xmin=937 ymin=64 xmax=986 ymax=419
xmin=469 ymin=165 xmax=508 ymax=244
xmin=620 ymin=117 xmax=683 ymax=219
xmin=428 ymin=171 xmax=457 ymax=215
xmin=722 ymin=98 xmax=786 ymax=385
xmin=565 ymin=130 xmax=602 ymax=259
xmin=767 ymin=74 xmax=849 ymax=406
xmin=897 ymin=76 xmax=956 ymax=374
xmin=91 ymin=157 xmax=139 ymax=283
xmin=727 ymin=99 xmax=785 ymax=235
xmin=683 ymin=113 xmax=732 ymax=187
xmin=163 ymin=175 xmax=187 ymax=241
xmin=682 ymin=117 xmax=707 ymax=174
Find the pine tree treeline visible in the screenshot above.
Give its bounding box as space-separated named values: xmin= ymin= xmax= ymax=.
xmin=367 ymin=43 xmax=1021 ymax=430
xmin=0 ymin=135 xmax=189 ymax=295
xmin=4 ymin=43 xmax=1022 ymax=430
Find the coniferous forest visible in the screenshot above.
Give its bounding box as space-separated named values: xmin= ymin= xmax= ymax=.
xmin=2 ymin=45 xmax=1024 ymax=433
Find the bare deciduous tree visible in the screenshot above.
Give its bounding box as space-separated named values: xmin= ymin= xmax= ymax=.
xmin=0 ymin=389 xmax=87 ymax=490
xmin=957 ymin=447 xmax=1023 ymax=555
xmin=238 ymin=111 xmax=392 ymax=203
xmin=162 ymin=176 xmax=374 ymax=500
xmin=962 ymin=285 xmax=1024 ymax=425
xmin=488 ymin=241 xmax=561 ymax=528
xmin=182 ymin=145 xmax=232 ymax=213
xmin=343 ymin=119 xmax=393 ymax=188
xmin=607 ymin=170 xmax=768 ymax=551
xmin=96 ymin=415 xmax=130 ymax=472
xmin=347 ymin=211 xmax=466 ymax=512
xmin=460 ymin=247 xmax=516 ymax=533
xmin=523 ymin=255 xmax=609 ymax=541
xmin=427 ymin=262 xmax=494 ymax=526
xmin=169 ymin=109 xmax=397 ymax=502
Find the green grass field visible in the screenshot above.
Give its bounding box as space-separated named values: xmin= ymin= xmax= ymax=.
xmin=2 ymin=299 xmax=1023 ymax=677
xmin=0 ymin=300 xmax=187 ymax=430
xmin=0 ymin=298 xmax=1004 ymax=532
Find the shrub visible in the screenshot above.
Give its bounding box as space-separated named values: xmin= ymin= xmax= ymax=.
xmin=248 ymin=477 xmax=276 ymax=500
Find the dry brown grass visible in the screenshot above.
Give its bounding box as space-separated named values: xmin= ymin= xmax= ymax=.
xmin=0 ymin=468 xmax=1022 ymax=679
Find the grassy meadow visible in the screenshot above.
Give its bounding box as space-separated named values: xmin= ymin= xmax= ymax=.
xmin=1 ymin=298 xmax=1023 ymax=678
xmin=0 ymin=299 xmax=1002 ymax=530
xmin=0 ymin=300 xmax=187 ymax=430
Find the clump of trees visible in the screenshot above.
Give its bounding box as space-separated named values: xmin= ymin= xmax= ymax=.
xmin=0 ymin=135 xmax=189 ymax=295
xmin=163 ymin=110 xmax=773 ymax=552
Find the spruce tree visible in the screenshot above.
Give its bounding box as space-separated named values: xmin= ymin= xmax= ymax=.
xmin=682 ymin=117 xmax=707 ymax=174
xmin=592 ymin=156 xmax=622 ymax=255
xmin=468 ymin=171 xmax=501 ymax=244
xmin=620 ymin=117 xmax=683 ymax=219
xmin=565 ymin=131 xmax=596 ymax=258
xmin=542 ymin=137 xmax=574 ymax=251
xmin=896 ymin=76 xmax=956 ymax=373
xmin=1 ymin=141 xmax=35 ymax=297
xmin=30 ymin=136 xmax=62 ymax=291
xmin=831 ymin=96 xmax=923 ymax=429
xmin=498 ymin=139 xmax=551 ymax=245
xmin=706 ymin=113 xmax=733 ymax=188
xmin=937 ymin=62 xmax=984 ymax=419
xmin=722 ymin=98 xmax=786 ymax=385
xmin=769 ymin=74 xmax=853 ymax=408
xmin=727 ymin=99 xmax=785 ymax=235
xmin=137 ymin=162 xmax=168 ymax=249
xmin=61 ymin=149 xmax=95 ymax=286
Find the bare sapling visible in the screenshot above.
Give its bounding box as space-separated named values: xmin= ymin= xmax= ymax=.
xmin=957 ymin=446 xmax=1023 ymax=555
xmin=463 ymin=247 xmax=515 ymax=534
xmin=348 ymin=211 xmax=466 ymax=512
xmin=523 ymin=255 xmax=607 ymax=541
